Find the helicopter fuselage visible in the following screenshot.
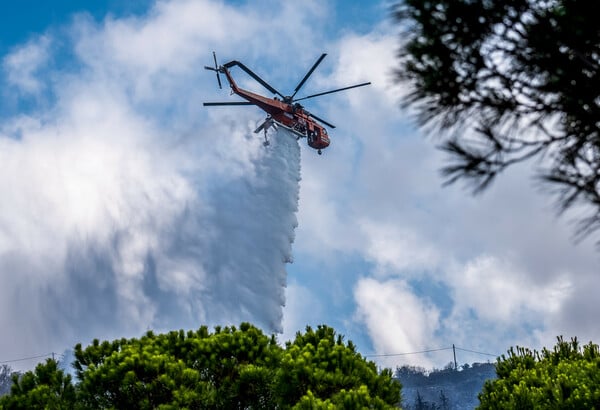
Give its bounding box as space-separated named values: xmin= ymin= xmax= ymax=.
xmin=220 ymin=64 xmax=330 ymax=151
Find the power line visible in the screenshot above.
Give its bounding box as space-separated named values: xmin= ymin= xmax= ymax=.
xmin=364 ymin=345 xmax=499 ymax=359
xmin=365 ymin=347 xmax=453 ymax=358
xmin=0 ymin=353 xmax=55 ymax=365
xmin=454 ymin=346 xmax=498 ymax=357
xmin=0 ymin=345 xmax=500 ymax=367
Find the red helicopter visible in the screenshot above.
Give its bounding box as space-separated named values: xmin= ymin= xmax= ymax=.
xmin=204 ymin=52 xmax=370 ymax=154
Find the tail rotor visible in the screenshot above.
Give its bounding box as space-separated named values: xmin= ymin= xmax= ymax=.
xmin=204 ymin=51 xmax=222 ymax=89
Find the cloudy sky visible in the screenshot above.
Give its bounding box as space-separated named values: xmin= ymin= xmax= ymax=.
xmin=1 ymin=0 xmax=598 ymax=372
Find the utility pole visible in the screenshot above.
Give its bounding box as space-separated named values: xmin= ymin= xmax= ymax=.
xmin=453 ymin=344 xmax=458 ymax=371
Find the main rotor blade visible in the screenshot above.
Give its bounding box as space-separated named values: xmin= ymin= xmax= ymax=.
xmin=212 ymin=52 xmax=222 ymax=89
xmin=223 ymin=61 xmax=285 ymax=99
xmin=291 ymin=53 xmax=327 ymax=99
xmin=293 ymin=82 xmax=371 ymax=102
xmin=308 ymin=113 xmax=336 ymax=129
xmin=203 ymin=102 xmax=254 ymax=106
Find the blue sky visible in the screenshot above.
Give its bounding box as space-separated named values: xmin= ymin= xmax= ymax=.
xmin=1 ymin=0 xmax=598 ymax=372
xmin=0 ymin=1 xmax=149 ymax=52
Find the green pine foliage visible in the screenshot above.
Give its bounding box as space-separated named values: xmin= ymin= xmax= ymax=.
xmin=0 ymin=323 xmax=401 ymax=409
xmin=0 ymin=359 xmax=76 ymax=410
xmin=278 ymin=325 xmax=400 ymax=408
xmin=478 ymin=337 xmax=600 ymax=409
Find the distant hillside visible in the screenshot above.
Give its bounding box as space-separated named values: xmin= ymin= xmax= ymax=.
xmin=395 ymin=362 xmax=497 ymax=410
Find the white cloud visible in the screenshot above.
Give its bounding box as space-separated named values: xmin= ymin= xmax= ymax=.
xmin=354 ymin=277 xmax=441 ymax=368
xmin=3 ymin=35 xmax=52 ymax=95
xmin=292 ymin=18 xmax=599 ymax=369
xmin=0 ymin=87 xmax=196 ymax=343
xmin=74 ymin=0 xmax=252 ymax=77
xmin=329 ymin=29 xmax=401 ymax=105
xmin=0 ymin=0 xmax=315 ymax=367
xmin=352 ymin=253 xmax=575 ymax=368
xmin=449 ymin=255 xmax=573 ymax=323
xmin=359 ymin=221 xmax=441 ymax=275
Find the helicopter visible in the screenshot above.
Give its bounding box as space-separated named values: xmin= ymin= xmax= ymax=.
xmin=203 ymin=52 xmax=370 ymax=154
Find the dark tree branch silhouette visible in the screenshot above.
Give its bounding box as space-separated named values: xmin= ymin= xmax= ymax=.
xmin=394 ymin=0 xmax=600 ymax=243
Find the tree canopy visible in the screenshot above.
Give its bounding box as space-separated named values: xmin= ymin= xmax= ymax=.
xmin=0 ymin=359 xmax=75 ymax=409
xmin=0 ymin=323 xmax=401 ymax=409
xmin=393 ymin=0 xmax=600 ymax=241
xmin=478 ymin=336 xmax=600 ymax=408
